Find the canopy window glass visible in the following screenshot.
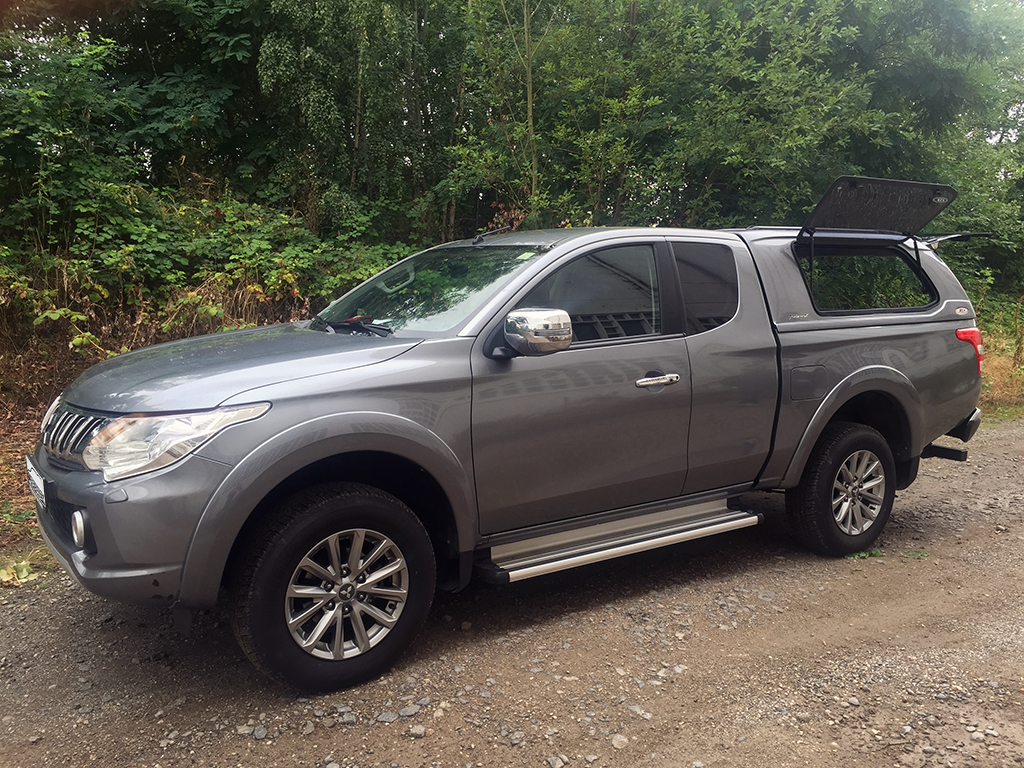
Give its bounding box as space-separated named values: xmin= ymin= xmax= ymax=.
xmin=796 ymin=246 xmax=937 ymax=312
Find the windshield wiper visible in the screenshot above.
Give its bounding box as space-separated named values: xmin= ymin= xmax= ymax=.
xmin=311 ymin=314 xmax=393 ymax=337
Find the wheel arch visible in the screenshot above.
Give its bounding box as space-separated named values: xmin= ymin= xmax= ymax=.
xmin=780 ymin=366 xmax=922 ymax=489
xmin=178 ymin=412 xmax=476 ymax=608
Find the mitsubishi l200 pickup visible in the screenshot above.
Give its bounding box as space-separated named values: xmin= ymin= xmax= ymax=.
xmin=29 ymin=177 xmax=983 ymax=690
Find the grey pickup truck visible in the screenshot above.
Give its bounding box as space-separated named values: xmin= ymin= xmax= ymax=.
xmin=28 ymin=177 xmax=982 ymax=691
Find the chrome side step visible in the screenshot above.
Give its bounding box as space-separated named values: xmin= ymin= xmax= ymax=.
xmin=476 ymin=503 xmax=760 ymax=584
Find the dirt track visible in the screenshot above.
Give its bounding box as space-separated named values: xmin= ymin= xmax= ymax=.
xmin=1 ymin=420 xmax=1022 ymax=768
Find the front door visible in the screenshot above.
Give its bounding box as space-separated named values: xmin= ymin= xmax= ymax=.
xmin=471 ymin=243 xmax=691 ymax=535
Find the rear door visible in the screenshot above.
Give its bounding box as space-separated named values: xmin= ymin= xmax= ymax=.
xmin=668 ymin=238 xmax=778 ymax=494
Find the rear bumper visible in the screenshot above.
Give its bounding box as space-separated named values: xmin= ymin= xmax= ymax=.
xmin=919 ymin=408 xmax=981 ymax=464
xmin=946 ymin=407 xmax=981 ymax=443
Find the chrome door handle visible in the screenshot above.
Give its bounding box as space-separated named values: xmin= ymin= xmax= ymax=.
xmin=635 ymin=373 xmax=680 ymax=388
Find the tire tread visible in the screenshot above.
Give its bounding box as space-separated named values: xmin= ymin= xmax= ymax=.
xmin=229 ymin=483 xmax=434 ymax=690
xmin=786 ymin=422 xmax=894 ymax=557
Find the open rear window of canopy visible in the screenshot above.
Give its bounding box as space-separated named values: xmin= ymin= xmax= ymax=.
xmin=798 ymin=176 xmax=957 ymax=243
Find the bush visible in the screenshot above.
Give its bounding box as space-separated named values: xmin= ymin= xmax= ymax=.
xmin=0 ymin=191 xmax=416 ymax=408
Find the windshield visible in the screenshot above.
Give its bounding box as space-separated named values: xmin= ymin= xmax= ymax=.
xmin=317 ymin=245 xmax=543 ymax=333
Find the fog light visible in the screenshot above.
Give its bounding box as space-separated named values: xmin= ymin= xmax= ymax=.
xmin=71 ymin=511 xmax=86 ymax=549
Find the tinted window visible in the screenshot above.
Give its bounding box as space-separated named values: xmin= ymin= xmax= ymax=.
xmin=672 ymin=242 xmax=738 ymax=334
xmin=518 ymin=245 xmax=660 ymax=341
xmin=796 ymin=246 xmax=936 ymax=311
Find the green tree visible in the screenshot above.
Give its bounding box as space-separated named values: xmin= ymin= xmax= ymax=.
xmin=450 ymin=0 xmax=884 ymax=228
xmin=258 ymin=0 xmax=469 ymax=240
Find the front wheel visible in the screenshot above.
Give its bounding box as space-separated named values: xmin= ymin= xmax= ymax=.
xmin=230 ymin=483 xmax=436 ymax=692
xmin=786 ymin=422 xmax=896 ymax=556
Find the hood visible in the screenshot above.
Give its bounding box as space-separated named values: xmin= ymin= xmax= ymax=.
xmin=63 ymin=323 xmax=421 ymax=413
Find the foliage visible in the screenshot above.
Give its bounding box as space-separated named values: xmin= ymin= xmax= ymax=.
xmin=448 ymin=0 xmax=1022 ymax=229
xmin=256 ymin=0 xmax=470 ymax=239
xmin=845 ymin=547 xmax=885 ymax=559
xmin=2 ymin=0 xmax=1024 ymax=407
xmin=0 ymin=501 xmax=37 ymax=541
xmin=0 ymin=559 xmax=40 ymax=586
xmin=900 ymin=550 xmax=930 ymax=560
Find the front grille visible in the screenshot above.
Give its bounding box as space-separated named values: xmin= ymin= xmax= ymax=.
xmin=41 ymin=402 xmax=110 ymax=469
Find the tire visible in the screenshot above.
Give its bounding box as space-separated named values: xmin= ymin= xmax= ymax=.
xmin=786 ymin=422 xmax=896 ymax=557
xmin=230 ymin=483 xmax=435 ymax=692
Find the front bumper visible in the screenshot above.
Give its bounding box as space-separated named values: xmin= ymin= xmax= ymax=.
xmin=28 ymin=446 xmax=232 ymax=606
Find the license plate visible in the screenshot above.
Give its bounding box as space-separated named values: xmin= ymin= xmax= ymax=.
xmin=25 ymin=456 xmax=45 ymax=510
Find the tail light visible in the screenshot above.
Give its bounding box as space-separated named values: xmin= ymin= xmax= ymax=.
xmin=955 ymin=327 xmax=984 ymax=375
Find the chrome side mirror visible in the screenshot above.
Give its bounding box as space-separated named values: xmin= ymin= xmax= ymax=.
xmin=504 ymin=308 xmax=572 ymax=356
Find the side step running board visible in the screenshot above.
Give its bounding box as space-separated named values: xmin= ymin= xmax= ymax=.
xmin=476 ymin=507 xmax=761 ymax=584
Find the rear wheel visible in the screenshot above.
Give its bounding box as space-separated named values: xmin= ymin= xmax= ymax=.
xmin=231 ymin=483 xmax=435 ymax=692
xmin=786 ymin=422 xmax=896 ymax=556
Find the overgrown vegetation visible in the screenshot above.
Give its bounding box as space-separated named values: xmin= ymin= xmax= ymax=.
xmin=1 ymin=0 xmax=1023 ymax=408
xmin=0 ymin=500 xmax=36 ymax=542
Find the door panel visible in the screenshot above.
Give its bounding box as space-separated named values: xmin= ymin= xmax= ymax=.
xmin=671 ymin=240 xmax=778 ymax=493
xmin=472 ymin=242 xmax=691 ymax=535
xmin=472 ymin=339 xmax=691 ymax=534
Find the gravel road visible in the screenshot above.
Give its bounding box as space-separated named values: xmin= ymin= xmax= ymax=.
xmin=1 ymin=420 xmax=1022 ymax=768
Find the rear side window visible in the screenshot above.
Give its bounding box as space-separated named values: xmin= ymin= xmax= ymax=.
xmin=518 ymin=244 xmax=660 ymax=341
xmin=671 ymin=242 xmax=739 ymax=334
xmin=796 ymin=246 xmax=936 ymax=312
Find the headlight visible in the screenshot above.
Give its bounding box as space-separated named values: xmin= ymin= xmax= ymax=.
xmin=82 ymin=404 xmax=270 ymax=481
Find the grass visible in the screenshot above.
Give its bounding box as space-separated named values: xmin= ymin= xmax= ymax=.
xmin=845 ymin=547 xmax=885 ymax=560
xmin=0 ymin=544 xmax=51 ymax=586
xmin=0 ymin=502 xmax=50 ymax=586
xmin=978 ymin=402 xmax=1024 ymax=423
xmin=972 ymin=352 xmax=1024 ymax=423
xmin=900 ymin=550 xmax=930 ymax=560
xmin=1 ymin=500 xmax=38 ymax=540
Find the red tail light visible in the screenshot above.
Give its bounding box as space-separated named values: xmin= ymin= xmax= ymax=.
xmin=956 ymin=327 xmax=984 ymax=375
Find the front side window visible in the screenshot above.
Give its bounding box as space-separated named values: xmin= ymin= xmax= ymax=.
xmin=518 ymin=244 xmax=660 ymax=341
xmin=796 ymin=245 xmax=936 ymax=312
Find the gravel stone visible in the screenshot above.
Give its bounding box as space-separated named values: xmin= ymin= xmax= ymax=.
xmin=4 ymin=418 xmax=1024 ymax=767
